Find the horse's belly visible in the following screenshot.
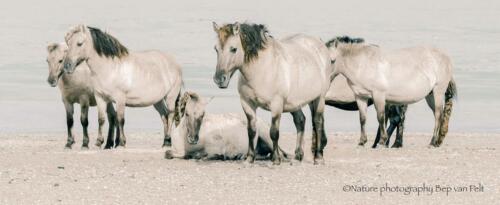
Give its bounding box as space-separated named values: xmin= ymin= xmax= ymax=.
xmin=386 ymin=79 xmax=433 ymax=104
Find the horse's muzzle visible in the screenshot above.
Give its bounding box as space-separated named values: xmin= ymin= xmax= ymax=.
xmin=47 ymin=77 xmax=58 ymax=87
xmin=213 ymin=74 xmax=229 ymax=89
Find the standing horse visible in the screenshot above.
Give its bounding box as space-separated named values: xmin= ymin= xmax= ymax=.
xmin=327 ymin=36 xmax=456 ymax=147
xmin=212 ymin=22 xmax=332 ymax=165
xmin=46 ymin=42 xmax=118 ymax=149
xmin=62 ymin=25 xmax=183 ymax=147
xmin=165 ymin=91 xmax=289 ymax=160
xmin=325 ymin=37 xmax=408 ymax=148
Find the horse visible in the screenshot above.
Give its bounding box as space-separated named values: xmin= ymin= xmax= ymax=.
xmin=325 ymin=74 xmax=408 ymax=148
xmin=325 ymin=38 xmax=408 ymax=148
xmin=327 ymin=36 xmax=456 ymax=147
xmin=46 ymin=42 xmax=118 ymax=149
xmin=165 ymin=91 xmax=289 ymax=160
xmin=212 ymin=22 xmax=333 ymax=165
xmin=62 ymin=25 xmax=183 ymax=148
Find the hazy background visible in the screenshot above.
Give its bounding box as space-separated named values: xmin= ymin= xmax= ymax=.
xmin=0 ymin=0 xmax=499 ymax=135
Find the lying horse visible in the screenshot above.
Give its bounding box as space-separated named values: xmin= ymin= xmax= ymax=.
xmin=325 ymin=37 xmax=408 ymax=148
xmin=165 ymin=92 xmax=288 ymax=160
xmin=327 ymin=36 xmax=456 ymax=147
xmin=63 ymin=25 xmax=183 ymax=148
xmin=46 ymin=42 xmax=117 ymax=149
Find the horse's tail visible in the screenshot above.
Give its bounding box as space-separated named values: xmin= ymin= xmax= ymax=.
xmin=437 ymin=79 xmax=457 ymax=146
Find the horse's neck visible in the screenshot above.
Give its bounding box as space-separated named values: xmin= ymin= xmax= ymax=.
xmin=239 ymin=41 xmax=279 ymax=83
xmin=86 ymin=52 xmax=123 ymax=77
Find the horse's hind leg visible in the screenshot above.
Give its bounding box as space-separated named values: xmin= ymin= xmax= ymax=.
xmin=104 ymin=102 xmax=117 ymax=149
xmin=392 ymin=105 xmax=407 ymax=148
xmin=115 ymin=101 xmax=127 ymax=147
xmin=372 ymin=110 xmax=389 ymax=148
xmin=241 ymin=99 xmax=257 ymax=163
xmin=355 ymin=98 xmax=368 ymax=146
xmin=290 ymin=110 xmax=305 ymax=161
xmin=63 ymin=101 xmax=75 ymax=149
xmin=309 ymin=97 xmax=327 ymax=165
xmin=427 ymin=90 xmax=445 ymax=147
xmin=79 ymin=99 xmax=90 ymax=149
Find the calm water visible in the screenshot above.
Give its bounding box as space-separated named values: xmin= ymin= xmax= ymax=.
xmin=1 ymin=0 xmax=499 ymax=134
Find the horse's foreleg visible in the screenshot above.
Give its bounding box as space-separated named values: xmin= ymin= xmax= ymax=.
xmin=269 ymin=111 xmax=282 ymax=165
xmin=355 ymin=98 xmax=368 ymax=146
xmin=241 ymin=99 xmax=257 ymax=163
xmin=80 ymin=100 xmax=90 ymax=149
xmin=116 ymin=102 xmax=126 ymax=147
xmin=308 ymin=104 xmax=317 ymax=156
xmin=95 ymin=96 xmax=107 ymax=147
xmin=104 ymin=103 xmax=117 ymax=149
xmin=154 ymin=101 xmax=171 ymax=147
xmin=63 ymin=101 xmax=75 ymax=149
xmin=373 ymin=95 xmax=388 ymax=146
xmin=291 ymin=110 xmax=306 ymax=161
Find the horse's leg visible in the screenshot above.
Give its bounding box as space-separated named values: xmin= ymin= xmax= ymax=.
xmin=63 ymin=101 xmax=75 ymax=149
xmin=104 ymin=102 xmax=117 ymax=149
xmin=373 ymin=95 xmax=388 ymax=146
xmin=270 ymin=111 xmax=283 ymax=165
xmin=164 ymin=93 xmax=178 ymax=147
xmin=95 ymin=96 xmax=107 ymax=147
xmin=310 ymin=97 xmax=327 ymax=165
xmin=153 ymin=100 xmax=170 ymax=147
xmin=80 ymin=99 xmax=90 ymax=149
xmin=355 ymin=98 xmax=368 ymax=146
xmin=392 ymin=105 xmax=407 ymax=148
xmin=241 ymin=99 xmax=257 ymax=163
xmin=290 ymin=110 xmax=306 ymax=161
xmin=308 ymin=104 xmax=317 ymax=156
xmin=116 ymin=101 xmax=126 ymax=147
xmin=373 ymin=109 xmax=389 ymax=148
xmin=428 ymin=91 xmax=445 ymax=147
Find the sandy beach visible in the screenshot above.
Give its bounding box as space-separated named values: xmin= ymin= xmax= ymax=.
xmin=0 ymin=132 xmax=498 ymax=204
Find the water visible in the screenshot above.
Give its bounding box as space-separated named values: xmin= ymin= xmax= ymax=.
xmin=1 ymin=0 xmax=499 ymax=134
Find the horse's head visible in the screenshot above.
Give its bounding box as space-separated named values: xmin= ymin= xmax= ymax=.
xmin=212 ymin=22 xmax=269 ymax=88
xmin=46 ymin=42 xmax=67 ymax=87
xmin=325 ymin=36 xmax=365 ymax=77
xmin=63 ymin=25 xmax=92 ymax=74
xmin=175 ymin=91 xmax=212 ymax=145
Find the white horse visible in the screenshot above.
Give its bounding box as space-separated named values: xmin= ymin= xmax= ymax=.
xmin=327 ymin=36 xmax=456 ymax=147
xmin=165 ymin=91 xmax=289 ymax=160
xmin=325 ymin=37 xmax=408 ymax=148
xmin=46 ymin=42 xmax=117 ymax=149
xmin=212 ymin=22 xmax=332 ymax=165
xmin=62 ymin=25 xmax=183 ymax=147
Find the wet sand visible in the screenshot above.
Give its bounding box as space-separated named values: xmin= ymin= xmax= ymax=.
xmin=0 ymin=132 xmax=498 ymax=204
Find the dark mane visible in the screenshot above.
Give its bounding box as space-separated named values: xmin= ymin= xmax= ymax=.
xmin=325 ymin=36 xmax=365 ymax=48
xmin=88 ymin=27 xmax=128 ymax=58
xmin=239 ymin=23 xmax=269 ymax=62
xmin=217 ymin=23 xmax=270 ymax=63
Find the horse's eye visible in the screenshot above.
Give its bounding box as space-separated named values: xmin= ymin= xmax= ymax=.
xmin=77 ymin=42 xmax=83 ymax=47
xmin=230 ymin=47 xmax=237 ymax=53
xmin=58 ymin=59 xmax=63 ymax=63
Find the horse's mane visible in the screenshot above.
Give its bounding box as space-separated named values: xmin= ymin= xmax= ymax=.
xmin=325 ymin=36 xmax=365 ymax=48
xmin=217 ymin=23 xmax=270 ymax=62
xmin=88 ymin=27 xmax=129 ymax=58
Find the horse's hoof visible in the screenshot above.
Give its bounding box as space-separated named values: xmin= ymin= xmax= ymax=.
xmin=81 ymin=145 xmax=89 ymax=150
xmin=358 ymin=142 xmax=366 ymax=147
xmin=294 ymin=149 xmax=304 ymax=161
xmin=64 ymin=145 xmax=72 ymax=149
xmin=95 ymin=138 xmax=104 ymax=147
xmin=391 ymin=143 xmax=402 ymax=148
xmin=163 ymin=138 xmax=172 ymax=147
xmin=104 ymin=144 xmax=113 ymax=149
xmin=164 ymin=150 xmax=174 ymax=159
xmin=245 ymin=155 xmax=255 ymax=164
xmin=272 ymin=158 xmax=281 ymax=166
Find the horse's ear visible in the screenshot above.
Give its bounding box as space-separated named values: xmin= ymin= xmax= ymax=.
xmin=233 ymin=22 xmax=240 ymax=35
xmin=47 ymin=43 xmax=59 ymax=53
xmin=212 ymin=22 xmax=219 ymax=32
